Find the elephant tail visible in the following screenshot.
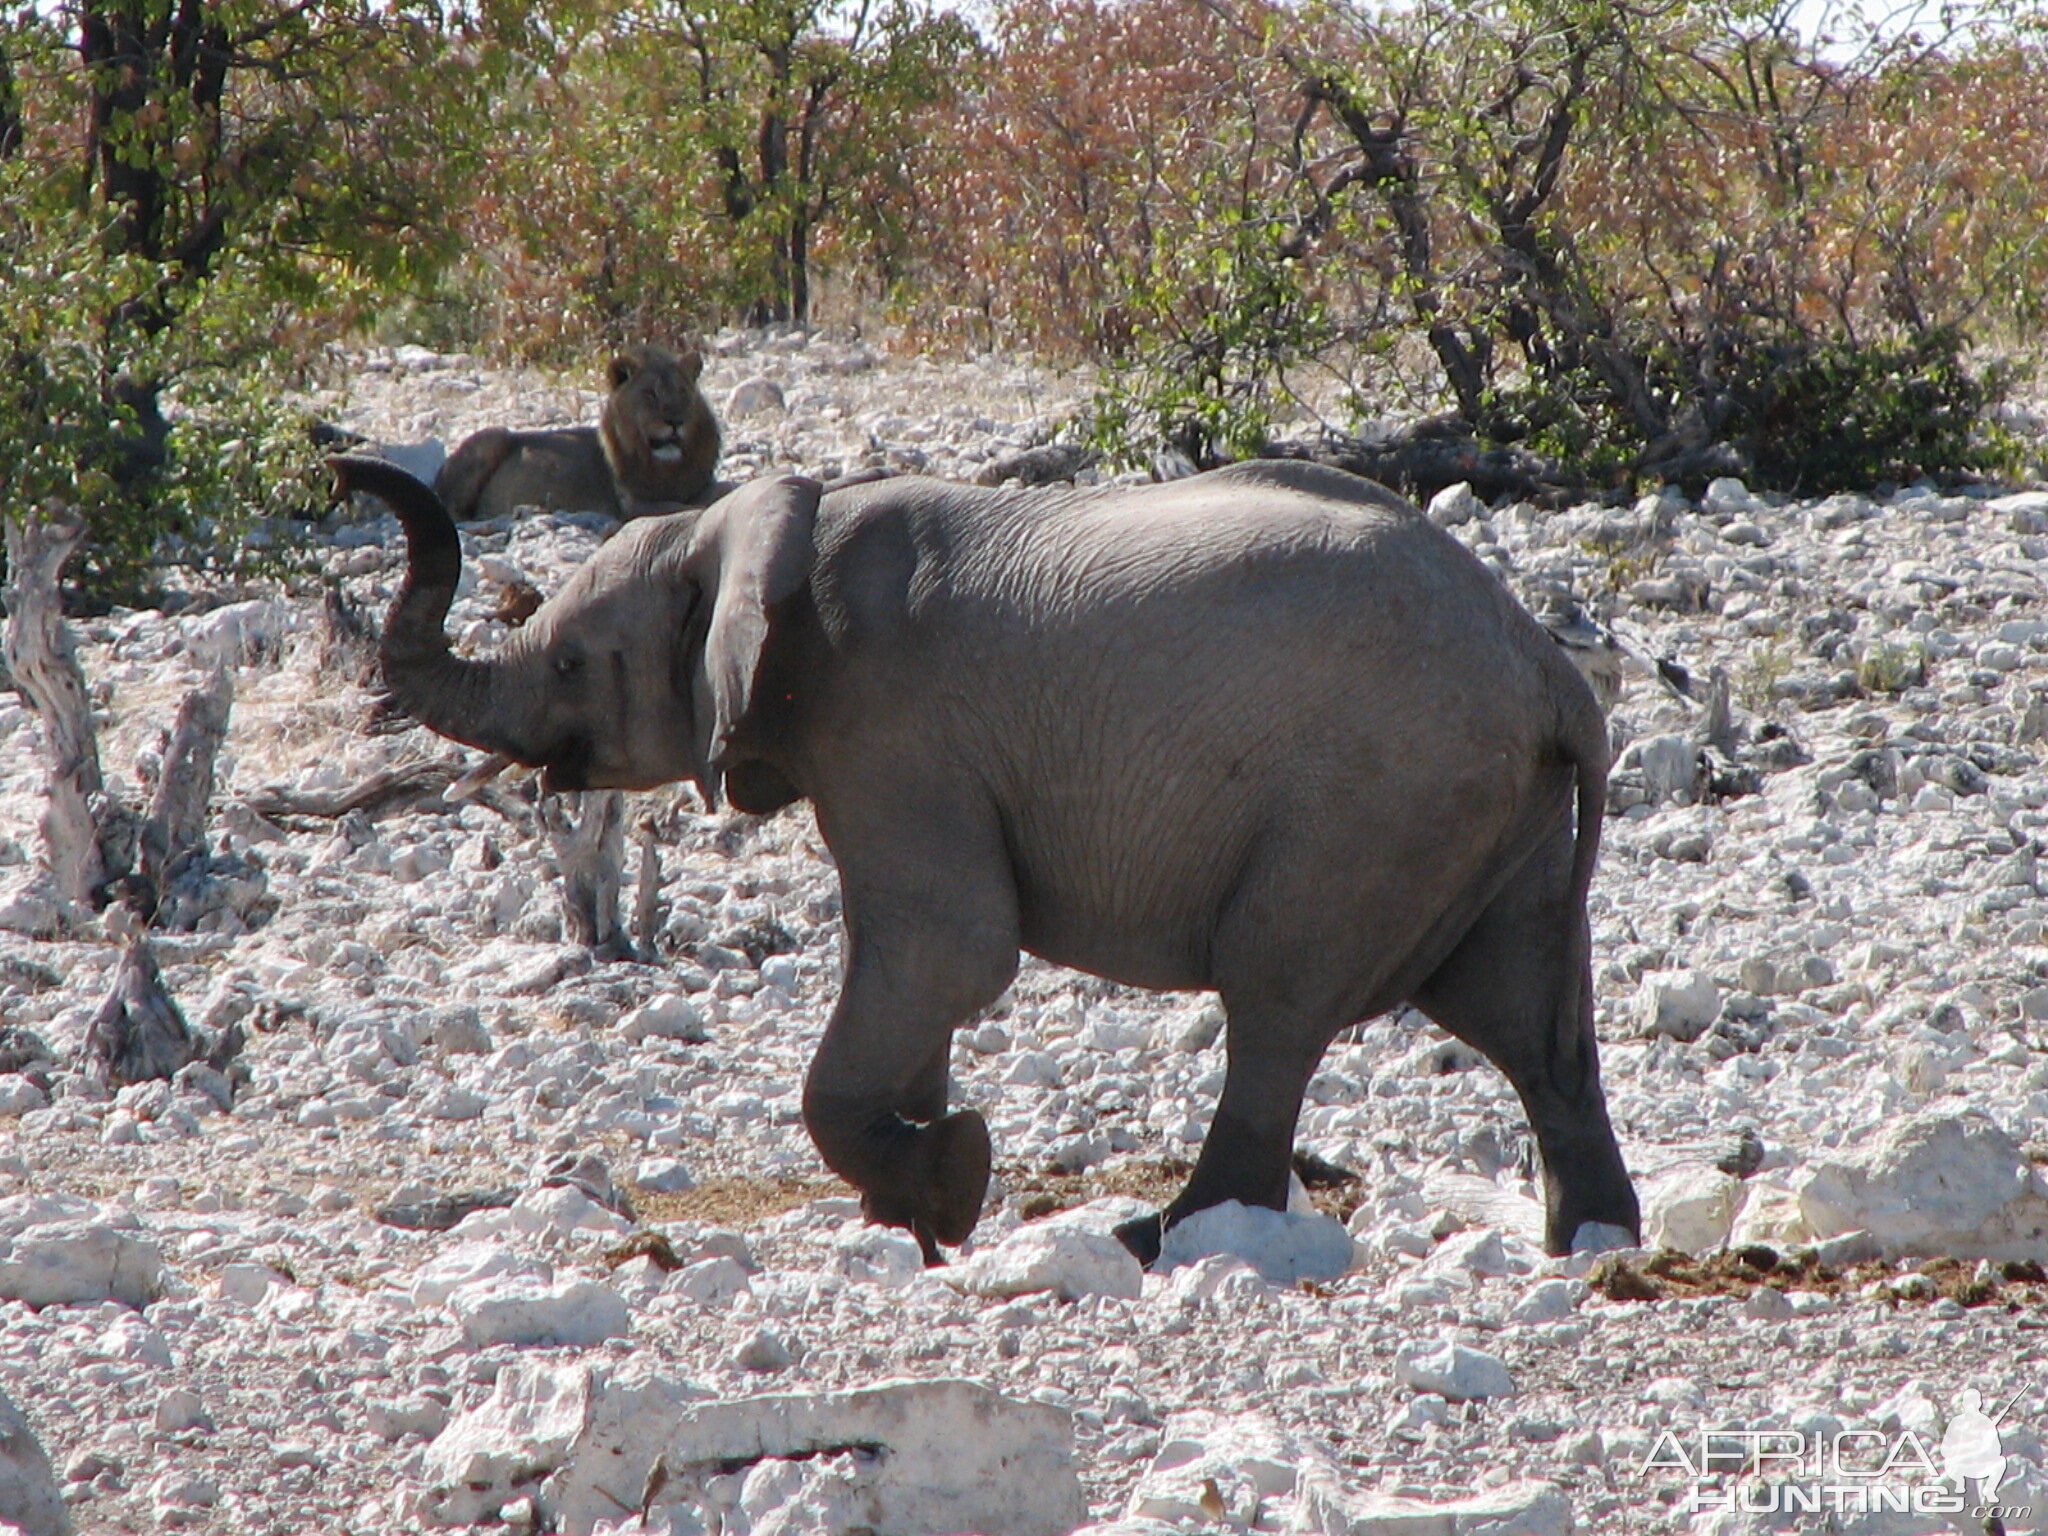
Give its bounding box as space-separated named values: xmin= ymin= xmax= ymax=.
xmin=1563 ymin=693 xmax=1608 ymax=937
xmin=1555 ymin=679 xmax=1609 ymax=1077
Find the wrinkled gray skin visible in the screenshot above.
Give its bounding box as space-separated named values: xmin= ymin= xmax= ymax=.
xmin=334 ymin=453 xmax=1640 ymax=1262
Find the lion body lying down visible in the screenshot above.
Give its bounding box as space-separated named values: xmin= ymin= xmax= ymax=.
xmin=434 ymin=344 xmax=722 ymax=521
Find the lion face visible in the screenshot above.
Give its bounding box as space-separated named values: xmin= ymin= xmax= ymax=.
xmin=600 ymin=343 xmax=722 ymax=507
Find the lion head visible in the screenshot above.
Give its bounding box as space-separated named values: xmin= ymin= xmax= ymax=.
xmin=599 ymin=343 xmax=722 ymax=510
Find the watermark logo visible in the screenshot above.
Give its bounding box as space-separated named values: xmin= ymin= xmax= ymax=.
xmin=1641 ymin=1388 xmax=2031 ymax=1522
xmin=1944 ymin=1389 xmax=2009 ymax=1502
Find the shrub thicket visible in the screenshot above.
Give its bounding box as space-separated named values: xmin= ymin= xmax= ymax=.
xmin=0 ymin=0 xmax=500 ymax=605
xmin=893 ymin=0 xmax=2048 ymax=492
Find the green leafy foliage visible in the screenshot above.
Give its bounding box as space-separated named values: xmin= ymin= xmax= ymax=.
xmin=0 ymin=193 xmax=322 ymax=606
xmin=0 ymin=0 xmax=499 ymax=605
xmin=1736 ymin=330 xmax=2014 ymax=492
xmin=1087 ymin=208 xmax=1331 ymax=471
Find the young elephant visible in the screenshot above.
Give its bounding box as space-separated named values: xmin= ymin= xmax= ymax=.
xmin=434 ymin=343 xmax=723 ymax=521
xmin=334 ymin=454 xmax=1640 ymax=1262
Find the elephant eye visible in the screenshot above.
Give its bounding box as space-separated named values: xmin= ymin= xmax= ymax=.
xmin=552 ymin=649 xmax=583 ymax=679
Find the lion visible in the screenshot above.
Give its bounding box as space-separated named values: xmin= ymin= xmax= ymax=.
xmin=433 ymin=344 xmax=723 ymax=522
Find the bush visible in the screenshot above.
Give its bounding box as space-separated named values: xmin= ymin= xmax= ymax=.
xmin=907 ymin=0 xmax=2046 ymax=492
xmin=0 ymin=184 xmax=321 ymax=607
xmin=1735 ymin=329 xmax=2016 ymax=492
xmin=1086 ymin=208 xmax=1333 ymax=471
xmin=0 ymin=0 xmax=492 ymax=606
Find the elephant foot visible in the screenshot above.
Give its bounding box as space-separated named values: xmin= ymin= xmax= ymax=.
xmin=1113 ymin=1211 xmax=1165 ymax=1267
xmin=858 ymin=1109 xmax=993 ymax=1264
xmin=1537 ymin=1132 xmax=1641 ymax=1256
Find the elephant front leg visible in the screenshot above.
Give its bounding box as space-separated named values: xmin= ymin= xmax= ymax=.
xmin=801 ymin=886 xmax=1019 ymax=1263
xmin=1114 ymin=1014 xmax=1325 ymax=1265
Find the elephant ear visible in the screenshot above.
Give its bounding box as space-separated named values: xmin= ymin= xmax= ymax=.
xmin=684 ymin=474 xmax=822 ymax=806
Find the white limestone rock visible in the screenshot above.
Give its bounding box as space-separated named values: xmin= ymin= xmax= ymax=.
xmin=419 ymin=1360 xmax=609 ymax=1526
xmin=1507 ymin=1278 xmax=1584 ymax=1324
xmin=666 ymin=1255 xmax=753 ymax=1307
xmin=446 ymin=1275 xmax=631 ymax=1349
xmin=631 ymin=1156 xmax=696 ymax=1196
xmin=1156 ymin=1200 xmax=1354 ymax=1284
xmin=1797 ymin=1112 xmax=2048 ymax=1261
xmin=0 ymin=1210 xmax=163 ymax=1310
xmin=1703 ymin=476 xmax=1757 ymax=517
xmin=217 ymin=1262 xmax=290 ymax=1306
xmin=1637 ymin=968 xmax=1722 ymax=1042
xmin=618 ymin=994 xmax=706 ymax=1043
xmin=1128 ymin=1410 xmax=1307 ymax=1526
xmin=1427 ymin=481 xmax=1485 ymax=528
xmin=1420 ymin=1226 xmax=1536 ymax=1281
xmin=421 ymin=1365 xmax=1088 ymax=1536
xmin=825 ymin=1226 xmax=925 ymax=1288
xmin=1726 ymin=1178 xmax=1811 ymax=1248
xmin=1298 ymin=1479 xmax=1573 ymax=1535
xmin=412 ymin=1242 xmax=553 ymax=1309
xmin=951 ymin=1222 xmax=1144 ymax=1302
xmin=0 ymin=1386 xmax=66 ymax=1536
xmin=0 ymin=871 xmax=62 ymax=939
xmin=367 ymin=1395 xmax=450 ymax=1442
xmin=726 ymin=377 xmax=788 ymax=417
xmin=1394 ymin=1338 xmax=1516 ymax=1401
xmin=1643 ymin=1164 xmax=1743 ymax=1256
xmin=494 ymin=1184 xmax=634 ymax=1245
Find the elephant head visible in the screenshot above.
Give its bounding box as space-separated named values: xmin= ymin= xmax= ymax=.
xmin=330 ymin=454 xmax=819 ymax=807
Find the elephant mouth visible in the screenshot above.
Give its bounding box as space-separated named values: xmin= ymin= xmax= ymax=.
xmin=538 ymin=734 xmax=595 ymax=794
xmin=443 ymin=736 xmax=594 ymax=799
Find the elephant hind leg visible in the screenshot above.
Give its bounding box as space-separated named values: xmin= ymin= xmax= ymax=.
xmin=1408 ymin=830 xmax=1639 ymax=1254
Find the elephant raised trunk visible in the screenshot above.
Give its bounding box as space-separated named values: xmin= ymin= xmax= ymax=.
xmin=329 ymin=454 xmax=520 ymax=759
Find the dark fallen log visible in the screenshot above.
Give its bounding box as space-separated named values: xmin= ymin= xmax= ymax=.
xmin=1257 ymin=430 xmax=1580 ymax=505
xmin=374 ymin=1186 xmax=521 ymax=1231
xmin=1635 ymin=438 xmax=1751 ymax=492
xmin=242 ymin=758 xmax=468 ymax=821
xmin=975 ymin=443 xmax=1101 ymax=488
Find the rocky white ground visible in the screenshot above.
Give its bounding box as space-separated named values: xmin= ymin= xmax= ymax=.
xmin=3 ymin=334 xmax=2048 ymax=1536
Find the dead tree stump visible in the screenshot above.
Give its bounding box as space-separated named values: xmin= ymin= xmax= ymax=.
xmin=2 ymin=505 xmax=111 ymax=921
xmin=137 ymin=666 xmax=234 ymax=910
xmin=540 ymin=790 xmax=627 ymax=951
xmin=633 ymin=823 xmax=664 ymax=962
xmin=81 ymin=934 xmax=245 ymax=1089
xmin=81 ymin=938 xmax=201 ymax=1087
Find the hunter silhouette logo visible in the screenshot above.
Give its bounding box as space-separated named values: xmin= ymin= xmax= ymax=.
xmin=1940 ymin=1389 xmax=2013 ymax=1501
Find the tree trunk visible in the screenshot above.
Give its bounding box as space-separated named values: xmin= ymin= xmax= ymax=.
xmin=3 ymin=506 xmax=111 ymax=920
xmin=81 ymin=935 xmax=200 ymax=1087
xmin=633 ymin=825 xmax=664 ymax=963
xmin=138 ymin=665 xmax=233 ymax=911
xmin=0 ymin=37 xmax=22 ymax=159
xmin=787 ymin=210 xmax=811 ymax=326
xmin=1303 ymin=78 xmax=1490 ymax=425
xmin=540 ymin=791 xmax=626 ymax=951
